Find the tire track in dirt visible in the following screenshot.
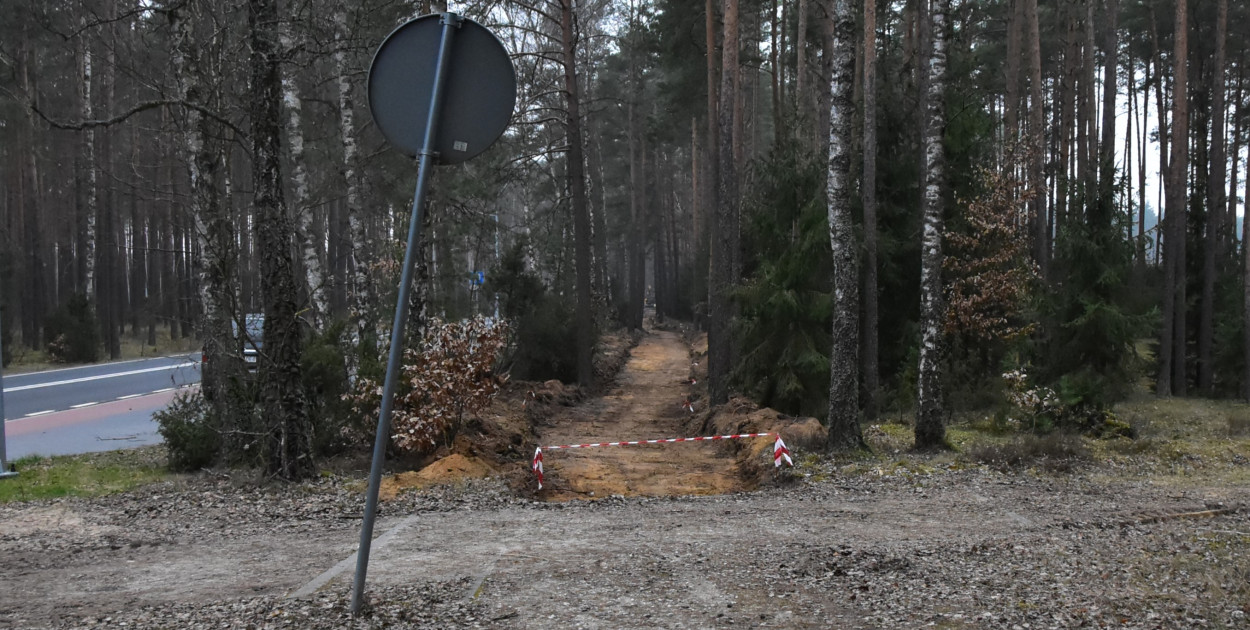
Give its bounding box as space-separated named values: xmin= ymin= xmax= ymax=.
xmin=537 ymin=326 xmax=744 ymax=500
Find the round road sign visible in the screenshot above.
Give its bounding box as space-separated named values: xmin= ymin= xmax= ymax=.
xmin=367 ymin=14 xmax=516 ymax=164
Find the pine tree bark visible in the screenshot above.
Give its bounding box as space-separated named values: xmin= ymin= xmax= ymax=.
xmin=701 ymin=0 xmax=718 ymax=330
xmin=708 ymin=0 xmax=740 ymax=407
xmin=1024 ymin=0 xmax=1046 ymax=276
xmin=825 ymin=0 xmax=863 ymax=450
xmin=1199 ymin=0 xmax=1228 ymax=393
xmin=561 ymin=0 xmax=595 ymax=387
xmin=861 ymin=0 xmax=879 ymax=424
xmin=915 ymin=0 xmax=950 ymax=450
xmin=796 ymin=0 xmax=811 ymax=139
xmin=1162 ymin=0 xmax=1188 ymax=396
xmin=1003 ymin=0 xmax=1022 ymax=143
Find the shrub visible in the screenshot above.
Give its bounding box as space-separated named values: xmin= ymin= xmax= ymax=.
xmin=301 ymin=321 xmax=355 ymax=456
xmin=43 ymin=294 xmax=100 ymax=363
xmin=350 ymin=316 xmax=510 ymax=455
xmin=486 ymin=241 xmax=579 ymax=382
xmin=155 ymin=391 xmax=220 ymax=472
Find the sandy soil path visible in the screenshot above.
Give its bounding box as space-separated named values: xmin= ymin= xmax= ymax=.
xmin=535 ymin=327 xmax=744 ymax=500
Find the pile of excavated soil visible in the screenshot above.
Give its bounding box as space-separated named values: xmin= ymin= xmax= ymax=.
xmin=377 ymin=454 xmax=496 ymax=500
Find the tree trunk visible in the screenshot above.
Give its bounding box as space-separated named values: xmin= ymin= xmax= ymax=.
xmin=627 ymin=99 xmax=644 ymax=331
xmin=701 ymin=0 xmax=718 ymax=331
xmin=250 ymin=0 xmax=312 ymax=480
xmin=915 ymin=0 xmax=950 ymax=450
xmin=861 ymin=0 xmax=879 ymax=424
xmin=281 ymin=27 xmax=329 ymax=330
xmin=170 ymin=1 xmax=239 ymax=414
xmin=825 ymin=0 xmax=863 ymax=450
xmin=1137 ymin=58 xmax=1149 ymax=269
xmin=1229 ymin=69 xmax=1243 ymax=248
xmin=1024 ymin=0 xmax=1046 ymax=275
xmin=334 ymin=7 xmax=372 ymax=363
xmin=796 ymin=0 xmax=811 ymax=139
xmin=1165 ymin=0 xmax=1189 ymax=396
xmin=561 ymin=0 xmax=595 ymax=387
xmin=708 ymin=0 xmax=740 ymax=407
xmin=1003 ymin=0 xmax=1022 ymax=144
xmin=1199 ymin=0 xmax=1228 ymax=393
xmin=79 ymin=9 xmax=98 ymax=304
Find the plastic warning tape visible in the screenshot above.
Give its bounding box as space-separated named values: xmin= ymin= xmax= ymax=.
xmin=531 ymin=433 xmax=793 ymax=490
xmin=540 ymin=432 xmax=777 ymax=450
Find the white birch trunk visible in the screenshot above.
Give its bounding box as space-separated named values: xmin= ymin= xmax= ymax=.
xmin=915 ymin=0 xmax=950 ymax=449
xmin=825 ymin=0 xmax=863 ymax=450
xmin=281 ymin=29 xmax=329 ymax=328
xmin=80 ymin=14 xmax=98 ymax=302
xmin=335 ymin=9 xmax=371 ymax=353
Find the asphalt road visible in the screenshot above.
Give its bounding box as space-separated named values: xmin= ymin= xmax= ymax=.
xmin=1 ymin=354 xmax=201 ymax=460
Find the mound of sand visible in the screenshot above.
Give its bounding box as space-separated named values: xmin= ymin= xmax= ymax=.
xmin=378 ymin=454 xmax=496 ymax=500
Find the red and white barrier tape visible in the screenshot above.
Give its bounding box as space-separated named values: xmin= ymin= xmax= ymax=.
xmin=531 ymin=432 xmax=793 ymax=490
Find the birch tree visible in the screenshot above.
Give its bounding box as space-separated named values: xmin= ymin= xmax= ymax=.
xmin=281 ymin=22 xmax=329 ymax=329
xmin=825 ymin=0 xmax=863 ymax=450
xmin=915 ymin=0 xmax=951 ymax=450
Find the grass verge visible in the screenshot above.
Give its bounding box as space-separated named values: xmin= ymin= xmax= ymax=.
xmin=0 ymin=446 xmax=171 ymax=503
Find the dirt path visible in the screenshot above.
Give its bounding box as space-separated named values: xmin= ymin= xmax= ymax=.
xmin=536 ymin=326 xmax=744 ymax=500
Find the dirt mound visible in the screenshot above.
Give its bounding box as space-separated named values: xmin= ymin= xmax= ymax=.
xmin=378 ymin=454 xmax=496 ymax=500
xmin=699 ymin=396 xmax=828 ymax=486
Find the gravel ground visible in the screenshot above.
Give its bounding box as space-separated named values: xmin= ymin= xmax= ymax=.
xmin=2 ymin=457 xmax=1248 ymax=630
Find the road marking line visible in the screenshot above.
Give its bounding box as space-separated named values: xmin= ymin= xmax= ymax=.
xmin=117 ymin=394 xmax=143 ymax=400
xmin=1 ymin=354 xmax=197 ymax=378
xmin=152 ymin=388 xmax=173 ymax=394
xmin=70 ymin=402 xmax=99 ymax=409
xmin=3 ymin=362 xmax=198 ymax=393
xmin=24 ymin=410 xmax=54 ymax=417
xmin=288 ymin=513 xmax=421 ymax=599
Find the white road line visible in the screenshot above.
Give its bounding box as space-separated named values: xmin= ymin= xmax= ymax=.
xmin=24 ymin=410 xmax=54 ymax=417
xmin=288 ymin=513 xmax=421 ymax=599
xmin=2 ymin=354 xmax=197 ymax=378
xmin=117 ymin=393 xmax=143 ymax=400
xmin=152 ymin=387 xmax=173 ymax=393
xmin=70 ymin=402 xmax=99 ymax=409
xmin=3 ymin=362 xmax=197 ymax=393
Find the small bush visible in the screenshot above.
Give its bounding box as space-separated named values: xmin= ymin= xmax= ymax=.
xmin=155 ymin=391 xmax=220 ymax=472
xmin=43 ymin=294 xmax=100 ymax=363
xmin=968 ymin=432 xmax=1089 ymax=473
xmin=350 ymin=316 xmax=510 ymax=455
xmin=301 ymin=321 xmax=354 ymax=456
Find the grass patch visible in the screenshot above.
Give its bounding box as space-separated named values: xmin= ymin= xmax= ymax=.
xmin=966 ymin=432 xmax=1089 ymax=473
xmin=0 ymin=447 xmax=172 ymax=503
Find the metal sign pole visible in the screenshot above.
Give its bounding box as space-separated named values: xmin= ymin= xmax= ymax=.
xmin=0 ymin=300 xmax=16 ymax=479
xmin=350 ymin=12 xmax=461 ymax=616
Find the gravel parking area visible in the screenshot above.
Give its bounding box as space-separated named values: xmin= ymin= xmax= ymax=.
xmin=2 ymin=460 xmax=1247 ymax=629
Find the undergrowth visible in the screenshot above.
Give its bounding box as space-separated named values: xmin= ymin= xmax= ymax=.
xmin=0 ymin=447 xmax=171 ymax=503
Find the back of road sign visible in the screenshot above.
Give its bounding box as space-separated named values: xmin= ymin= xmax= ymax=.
xmin=367 ymin=14 xmax=516 ymax=164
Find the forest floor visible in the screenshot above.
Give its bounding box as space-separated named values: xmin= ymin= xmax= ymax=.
xmin=1 ymin=319 xmax=1250 ymax=629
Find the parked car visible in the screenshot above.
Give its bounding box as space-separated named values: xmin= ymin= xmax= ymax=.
xmin=235 ymin=314 xmax=264 ymax=371
xmin=200 ymin=313 xmax=264 ymax=372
